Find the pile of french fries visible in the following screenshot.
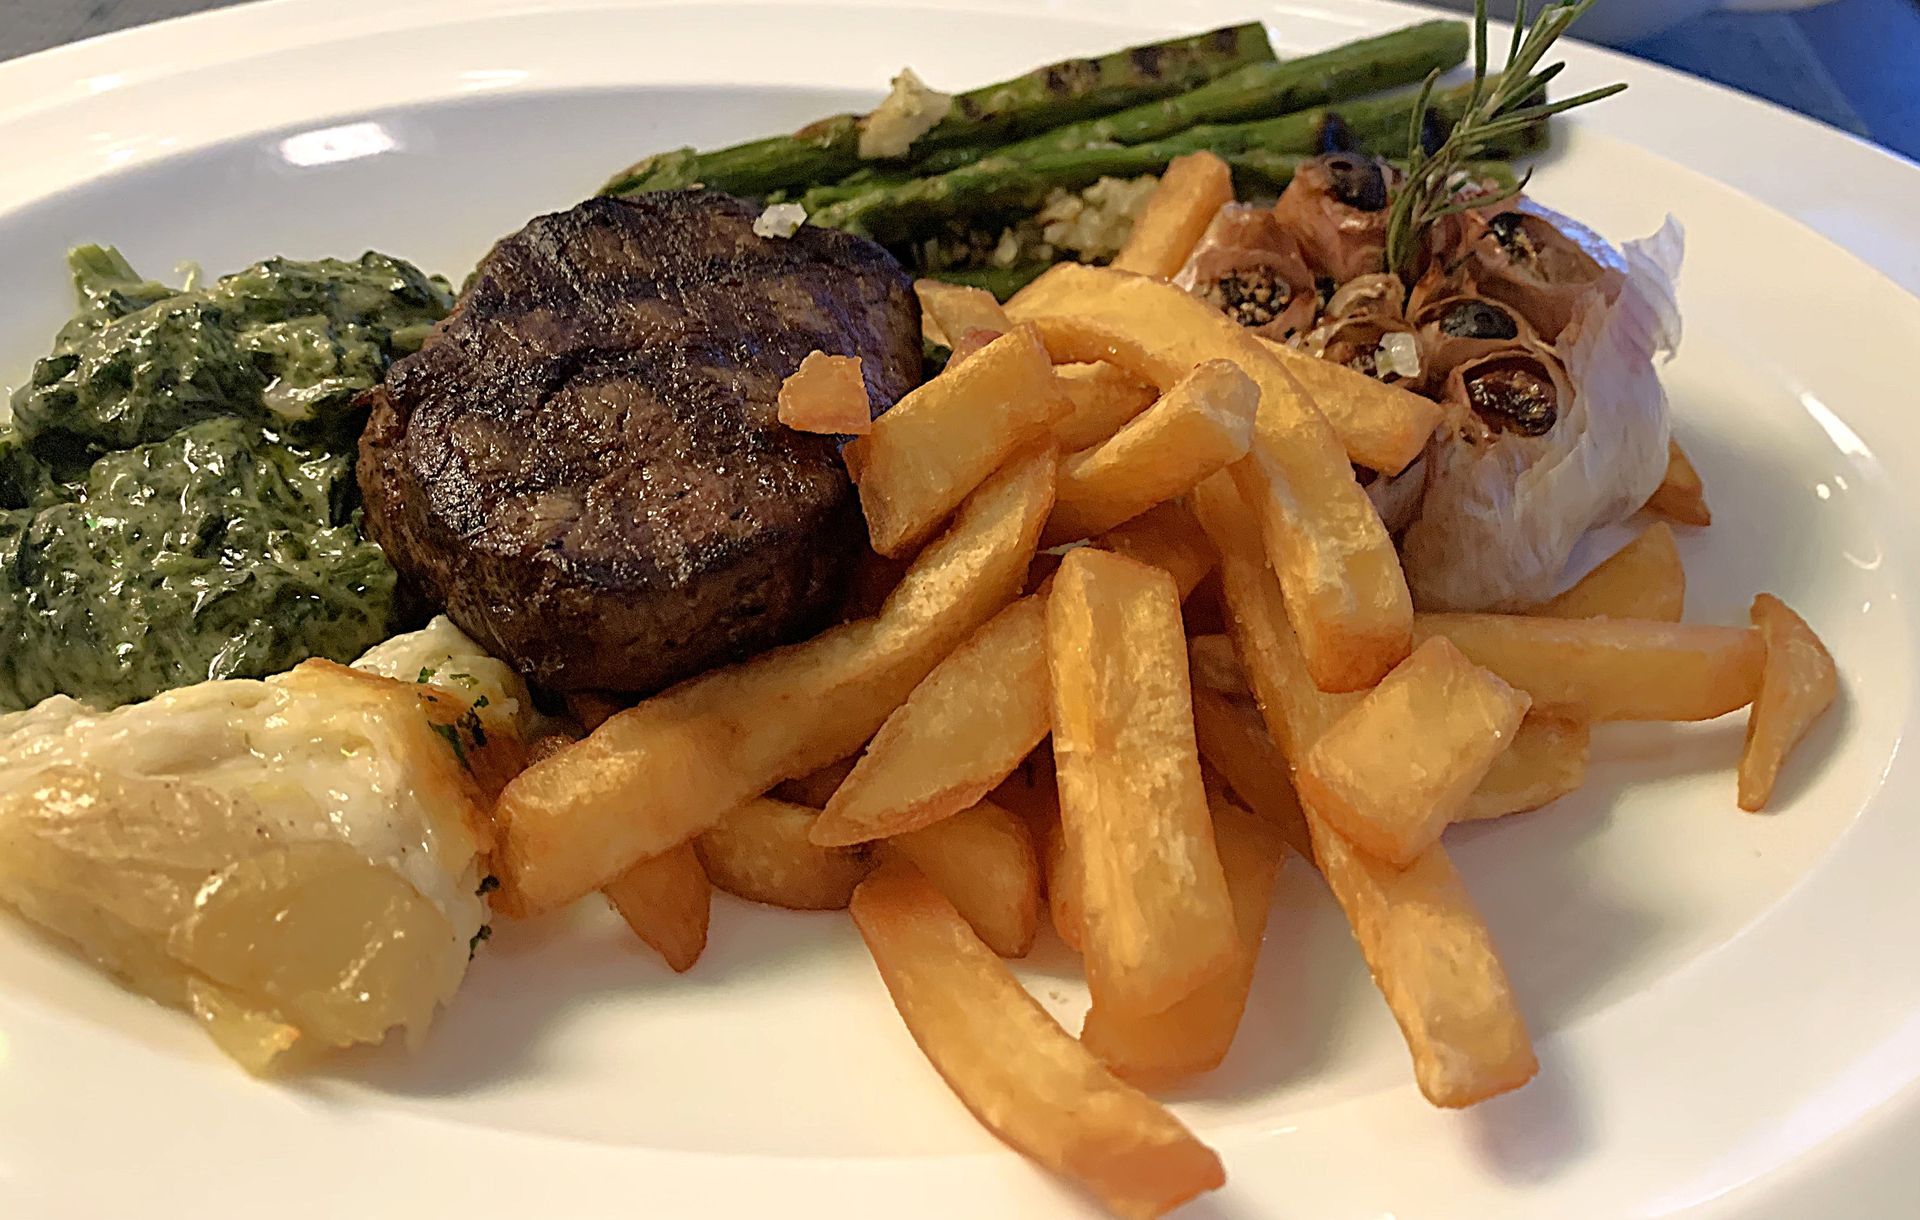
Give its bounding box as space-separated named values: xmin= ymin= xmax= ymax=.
xmin=489 ymin=154 xmax=1839 ymax=1218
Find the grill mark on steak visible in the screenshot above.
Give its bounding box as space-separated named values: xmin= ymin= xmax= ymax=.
xmin=358 ymin=191 xmax=922 ymax=695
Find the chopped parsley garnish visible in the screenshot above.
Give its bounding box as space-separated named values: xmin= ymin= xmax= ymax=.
xmin=429 ymin=695 xmax=493 ymax=772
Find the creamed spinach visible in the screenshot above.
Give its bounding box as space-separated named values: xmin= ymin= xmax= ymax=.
xmin=0 ymin=245 xmax=451 ymax=710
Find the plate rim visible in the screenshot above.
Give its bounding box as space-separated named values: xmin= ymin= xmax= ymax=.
xmin=1 ymin=3 xmax=1919 ymax=1218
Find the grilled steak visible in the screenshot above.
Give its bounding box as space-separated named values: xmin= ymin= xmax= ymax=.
xmin=357 ymin=191 xmax=921 ymax=695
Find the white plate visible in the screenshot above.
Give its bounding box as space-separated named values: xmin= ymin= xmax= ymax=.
xmin=1 ymin=2 xmax=1918 ymax=1216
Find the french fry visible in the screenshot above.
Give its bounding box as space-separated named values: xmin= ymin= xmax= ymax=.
xmin=1646 ymin=438 xmax=1711 ymax=526
xmin=949 ymin=327 xmax=1003 ymax=364
xmin=493 ymin=451 xmax=1054 ymax=916
xmin=1186 ymin=633 xmax=1250 ymax=698
xmin=1027 ymin=505 xmax=1215 ymax=603
xmin=1305 ymin=812 xmax=1538 ymax=1108
xmin=1110 ymin=151 xmax=1235 ymax=279
xmin=1230 ymin=437 xmax=1411 ymax=692
xmin=1253 ymin=335 xmax=1443 ymax=476
xmin=1011 ymin=267 xmax=1413 ymax=692
xmin=1041 ymin=812 xmax=1085 ymax=952
xmin=1738 ymin=594 xmax=1838 ymax=811
xmin=776 ymin=351 xmax=871 ymax=435
xmin=813 ymin=597 xmax=1050 ymax=846
xmin=851 ymin=325 xmax=1070 ymax=556
xmin=1190 ymin=473 xmax=1361 ymax=762
xmin=1415 ymin=613 xmax=1764 ymax=722
xmin=1018 ymin=266 xmax=1434 ymax=476
xmin=695 ymin=798 xmax=874 ymax=910
xmin=1532 ymin=523 xmax=1684 ymax=622
xmin=1458 ymin=711 xmax=1592 ymax=822
xmin=1021 ymin=312 xmax=1185 ymax=384
xmin=850 ymin=863 xmax=1225 ymax=1218
xmin=1053 ymin=361 xmax=1160 ymax=451
xmin=915 ymin=278 xmax=1011 ymax=349
xmin=1190 ymin=686 xmax=1312 ymax=861
xmin=1044 ymin=359 xmax=1257 ymax=545
xmin=1189 ymin=511 xmax=1580 ymax=833
xmin=603 ymin=842 xmax=710 ymax=972
xmin=774 ymin=756 xmax=858 ymax=808
xmin=1197 ymin=476 xmax=1536 ymax=1106
xmin=1299 ymin=637 xmax=1531 ymax=865
xmin=1092 ymin=501 xmax=1217 ymax=601
xmin=1048 ymin=548 xmax=1236 ymax=1016
xmin=1081 ymin=798 xmax=1287 ymax=1087
xmin=882 ymin=801 xmax=1041 ymax=957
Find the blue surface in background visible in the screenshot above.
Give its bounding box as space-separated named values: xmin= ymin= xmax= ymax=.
xmin=1623 ymin=0 xmax=1920 ymax=162
xmin=4 ymin=0 xmax=1919 ymax=163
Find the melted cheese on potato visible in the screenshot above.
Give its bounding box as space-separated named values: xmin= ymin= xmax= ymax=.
xmin=0 ymin=618 xmax=526 ymax=1070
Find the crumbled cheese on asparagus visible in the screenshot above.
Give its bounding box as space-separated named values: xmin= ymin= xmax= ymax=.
xmin=753 ymin=202 xmax=808 ymax=239
xmin=859 ymin=68 xmax=953 ymax=159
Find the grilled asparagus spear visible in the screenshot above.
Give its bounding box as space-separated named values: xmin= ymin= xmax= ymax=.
xmin=910 ymin=19 xmax=1468 ymax=175
xmin=600 ymin=23 xmax=1274 ymax=198
xmin=807 ymin=83 xmax=1530 ymax=243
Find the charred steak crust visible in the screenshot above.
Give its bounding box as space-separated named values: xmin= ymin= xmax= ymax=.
xmin=358 ymin=191 xmax=921 ymax=695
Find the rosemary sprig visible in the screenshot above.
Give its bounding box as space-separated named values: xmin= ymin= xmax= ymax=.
xmin=1384 ymin=0 xmax=1626 ymax=277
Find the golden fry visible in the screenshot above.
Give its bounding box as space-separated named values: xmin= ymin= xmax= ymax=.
xmin=1458 ymin=711 xmax=1591 ymax=822
xmin=1739 ymin=594 xmax=1839 ymax=811
xmin=1081 ymin=799 xmax=1288 ymax=1087
xmin=882 ymin=801 xmax=1041 ymax=957
xmin=1190 ymin=686 xmax=1312 ymax=861
xmin=814 ymin=597 xmax=1050 ymax=846
xmin=1197 ymin=476 xmax=1536 ymax=1105
xmin=853 ymin=325 xmax=1069 ymax=556
xmin=1306 ymin=813 xmax=1538 ymax=1108
xmin=1045 ymin=358 xmax=1257 ymax=545
xmin=1012 ymin=267 xmax=1413 ymax=693
xmin=492 ymin=452 xmax=1053 ymax=916
xmin=1415 ymin=613 xmax=1764 ymax=722
xmin=776 ymin=351 xmax=871 ymax=435
xmin=1110 ymin=151 xmax=1235 ymax=279
xmin=949 ymin=327 xmax=1004 ymax=365
xmin=603 ymin=842 xmax=710 ymax=972
xmin=1253 ymin=335 xmax=1442 ymax=476
xmin=1646 ymin=438 xmax=1712 ymax=526
xmin=1052 ymin=361 xmax=1160 ymax=451
xmin=1532 ymin=523 xmax=1684 ymax=622
xmin=1190 ymin=473 xmax=1361 ymax=760
xmin=1041 ymin=814 xmax=1086 ymax=952
xmin=914 ymin=278 xmax=1011 ymax=348
xmin=1048 ymin=548 xmax=1236 ymax=1016
xmin=1300 ymin=637 xmax=1531 ymax=865
xmin=696 ymin=798 xmax=873 ymax=911
xmin=850 ymin=864 xmax=1225 ymax=1218
xmin=1092 ymin=501 xmax=1217 ymax=601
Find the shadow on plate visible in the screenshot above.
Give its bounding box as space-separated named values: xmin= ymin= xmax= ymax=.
xmin=1160 ymin=861 xmax=1375 ymax=1107
xmin=310 ymin=890 xmax=860 ymax=1100
xmin=1467 ymin=1047 xmax=1590 ymax=1183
